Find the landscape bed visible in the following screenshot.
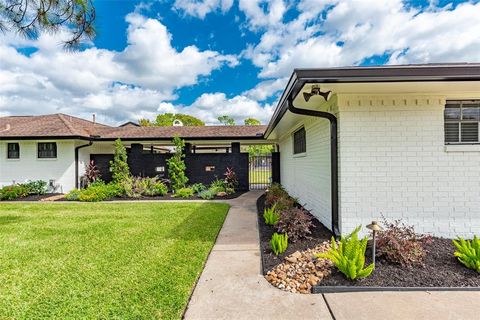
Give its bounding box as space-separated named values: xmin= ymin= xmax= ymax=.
xmin=257 ymin=194 xmax=480 ymax=293
xmin=0 ymin=202 xmax=229 ymax=319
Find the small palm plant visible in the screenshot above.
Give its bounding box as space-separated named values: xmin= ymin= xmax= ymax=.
xmin=270 ymin=233 xmax=288 ymax=256
xmin=263 ymin=204 xmax=280 ymax=225
xmin=317 ymin=226 xmax=374 ymax=280
xmin=453 ymin=236 xmax=480 ymax=273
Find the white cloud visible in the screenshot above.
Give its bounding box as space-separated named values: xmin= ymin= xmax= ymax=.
xmin=245 ymin=0 xmax=480 ymax=78
xmin=174 ymin=0 xmax=234 ymax=19
xmin=243 ymin=77 xmax=287 ymax=101
xmin=141 ymin=92 xmax=275 ymax=125
xmin=0 ymin=12 xmax=238 ymax=124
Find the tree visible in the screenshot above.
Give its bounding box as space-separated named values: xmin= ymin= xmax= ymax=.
xmin=244 ymin=118 xmax=261 ymax=125
xmin=139 ymin=113 xmax=205 ymax=127
xmin=109 ymin=139 xmax=130 ymax=183
xmin=0 ymin=0 xmax=96 ymax=49
xmin=218 ymin=115 xmax=235 ymax=125
xmin=167 ymin=136 xmax=188 ymax=191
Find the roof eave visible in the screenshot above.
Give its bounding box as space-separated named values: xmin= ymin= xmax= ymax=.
xmin=264 ymin=64 xmax=480 ymax=138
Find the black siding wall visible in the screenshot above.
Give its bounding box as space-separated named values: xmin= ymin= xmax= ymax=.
xmin=91 ymin=143 xmax=249 ymax=190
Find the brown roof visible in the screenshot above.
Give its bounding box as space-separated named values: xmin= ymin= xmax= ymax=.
xmin=0 ymin=114 xmax=266 ymax=140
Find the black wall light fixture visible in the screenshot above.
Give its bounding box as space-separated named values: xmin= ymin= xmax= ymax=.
xmin=303 ymin=85 xmax=332 ymax=102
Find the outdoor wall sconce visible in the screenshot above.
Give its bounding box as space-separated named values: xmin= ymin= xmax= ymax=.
xmin=205 ymin=166 xmax=215 ymax=172
xmin=303 ymin=85 xmax=332 ymax=102
xmin=155 ymin=166 xmax=165 ymax=173
xmin=366 ymin=221 xmax=383 ymax=267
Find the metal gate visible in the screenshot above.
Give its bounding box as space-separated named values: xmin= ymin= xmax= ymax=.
xmin=249 ymin=155 xmax=272 ymax=190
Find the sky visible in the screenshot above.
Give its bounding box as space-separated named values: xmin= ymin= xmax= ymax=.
xmin=1 ymin=0 xmax=480 ymax=125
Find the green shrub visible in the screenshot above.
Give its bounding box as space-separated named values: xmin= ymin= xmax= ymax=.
xmin=453 ymin=236 xmax=480 ymax=272
xmin=142 ymin=177 xmax=166 ymax=196
xmin=263 ymin=204 xmax=280 ymax=225
xmin=109 ymin=139 xmax=131 ymax=183
xmin=0 ymin=184 xmax=29 ymax=200
xmin=270 ymin=233 xmax=288 ymax=256
xmin=225 ymin=187 xmax=235 ymax=195
xmin=265 ymin=183 xmax=289 ymax=206
xmin=65 ymin=189 xmax=81 ymax=201
xmin=317 ymin=226 xmax=374 ymax=280
xmin=191 ymin=183 xmax=207 ymax=194
xmin=210 ymin=179 xmax=226 ymax=194
xmin=167 ymin=136 xmax=188 ymax=191
xmin=23 ymin=180 xmax=47 ymax=195
xmin=198 ymin=189 xmax=215 ymax=200
xmin=153 ymin=181 xmax=168 ymax=196
xmin=173 ymin=187 xmax=194 ymax=198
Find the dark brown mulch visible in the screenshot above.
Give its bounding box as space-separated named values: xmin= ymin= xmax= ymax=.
xmin=256 ymin=194 xmax=333 ymax=274
xmin=318 ymin=238 xmax=480 ymax=288
xmin=257 ymin=194 xmax=480 ymax=288
xmin=55 ymin=191 xmax=247 ymax=202
xmin=4 ymin=193 xmax=63 ymax=201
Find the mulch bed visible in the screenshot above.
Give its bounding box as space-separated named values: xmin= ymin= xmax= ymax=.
xmin=256 ymin=194 xmax=332 ymax=274
xmin=54 ymin=190 xmax=246 ymax=202
xmin=257 ymin=193 xmax=480 ymax=289
xmin=318 ymin=238 xmax=480 ymax=288
xmin=5 ymin=193 xmax=63 ymax=201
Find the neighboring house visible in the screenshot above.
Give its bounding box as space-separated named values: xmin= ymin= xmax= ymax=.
xmin=264 ymin=63 xmax=480 ymax=238
xmin=1 ymin=63 xmax=480 ymax=238
xmin=0 ymin=113 xmax=266 ymax=192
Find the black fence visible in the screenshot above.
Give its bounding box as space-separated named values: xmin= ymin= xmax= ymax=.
xmin=249 ymin=155 xmax=272 ymax=190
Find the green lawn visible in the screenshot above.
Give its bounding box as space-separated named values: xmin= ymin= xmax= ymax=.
xmin=0 ymin=202 xmax=229 ymax=319
xmin=249 ymin=169 xmax=271 ymax=184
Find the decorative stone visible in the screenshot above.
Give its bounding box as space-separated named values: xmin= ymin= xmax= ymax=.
xmin=264 ymin=242 xmax=333 ymax=294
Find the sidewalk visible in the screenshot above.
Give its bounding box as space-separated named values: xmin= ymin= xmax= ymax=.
xmin=184 ymin=191 xmax=480 ymax=320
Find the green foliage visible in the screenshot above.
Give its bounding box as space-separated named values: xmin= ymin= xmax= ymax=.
xmin=209 ymin=179 xmax=227 ymax=194
xmin=23 ymin=180 xmax=48 ymax=195
xmin=0 ymin=180 xmax=47 ymax=200
xmin=453 ymin=236 xmax=480 ymax=272
xmin=167 ymin=136 xmax=189 ymax=191
xmin=65 ymin=189 xmax=82 ymax=201
xmin=0 ymin=184 xmax=29 ymax=200
xmin=142 ymin=177 xmax=168 ymax=196
xmin=75 ymin=182 xmax=123 ymax=202
xmin=191 ymin=183 xmax=207 ymax=194
xmin=244 ymin=118 xmax=261 ymax=125
xmin=217 ymin=115 xmax=235 ymax=125
xmin=270 ymin=233 xmax=288 ymax=256
xmin=173 ymin=187 xmax=194 ymax=198
xmin=246 ymin=144 xmax=274 ymax=157
xmin=198 ymin=189 xmax=216 ymax=200
xmin=109 ymin=139 xmax=131 ymax=183
xmin=140 ymin=113 xmax=205 ymax=126
xmin=263 ymin=205 xmax=280 ymax=225
xmin=317 ymin=226 xmax=374 ymax=280
xmin=0 ymin=0 xmax=96 ymax=49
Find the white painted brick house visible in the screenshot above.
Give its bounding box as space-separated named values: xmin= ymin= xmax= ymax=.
xmin=265 ymin=64 xmax=480 ymax=238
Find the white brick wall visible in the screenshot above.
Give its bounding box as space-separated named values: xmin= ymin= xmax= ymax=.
xmin=0 ymin=140 xmax=76 ymax=193
xmin=337 ymin=95 xmax=480 ymax=238
xmin=278 ymin=116 xmax=332 ymax=229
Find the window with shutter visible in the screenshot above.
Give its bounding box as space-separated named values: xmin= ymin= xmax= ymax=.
xmin=444 ymin=101 xmax=480 ymax=144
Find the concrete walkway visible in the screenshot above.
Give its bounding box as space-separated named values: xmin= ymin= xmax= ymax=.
xmin=184 ymin=191 xmax=480 ymax=320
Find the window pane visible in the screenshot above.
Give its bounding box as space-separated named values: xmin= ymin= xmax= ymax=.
xmin=462 ymin=106 xmax=480 ymax=120
xmin=444 ymin=104 xmax=460 ymax=120
xmin=445 ymin=123 xmax=459 ymax=143
xmin=293 ymin=128 xmax=306 ymax=154
xmin=38 ymin=143 xmax=57 ymax=158
xmin=7 ymin=143 xmax=19 ymax=159
xmin=461 ymin=123 xmax=478 ymax=142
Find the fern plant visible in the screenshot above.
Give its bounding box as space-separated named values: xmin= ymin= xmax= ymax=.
xmin=317 ymin=226 xmax=374 ymax=280
xmin=270 ymin=233 xmax=288 ymax=256
xmin=453 ymin=236 xmax=480 ymax=272
xmin=263 ymin=205 xmax=280 ymax=225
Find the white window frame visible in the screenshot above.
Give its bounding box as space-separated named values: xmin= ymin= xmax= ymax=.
xmin=444 ymin=100 xmax=480 ymax=145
